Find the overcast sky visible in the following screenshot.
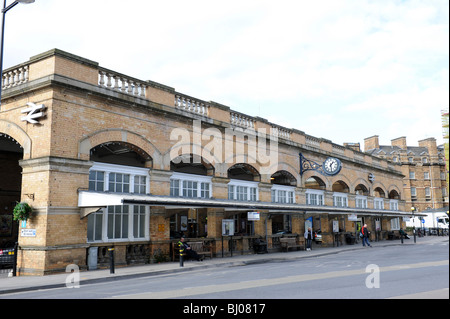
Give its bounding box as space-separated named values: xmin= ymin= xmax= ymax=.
xmin=4 ymin=0 xmax=448 ymax=148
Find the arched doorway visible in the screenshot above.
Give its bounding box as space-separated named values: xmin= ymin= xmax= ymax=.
xmin=0 ymin=134 xmax=24 ymax=248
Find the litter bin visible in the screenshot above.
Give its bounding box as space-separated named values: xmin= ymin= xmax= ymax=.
xmin=87 ymin=247 xmax=98 ymax=270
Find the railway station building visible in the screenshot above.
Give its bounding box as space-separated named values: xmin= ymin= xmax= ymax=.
xmin=1 ymin=49 xmax=414 ymax=275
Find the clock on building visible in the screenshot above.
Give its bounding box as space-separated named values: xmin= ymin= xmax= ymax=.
xmin=323 ymin=157 xmax=342 ymax=176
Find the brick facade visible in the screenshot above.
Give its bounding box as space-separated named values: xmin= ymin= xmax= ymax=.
xmin=1 ymin=49 xmax=412 ymax=275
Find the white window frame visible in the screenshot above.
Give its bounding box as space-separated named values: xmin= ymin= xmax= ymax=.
xmin=373 ymin=198 xmax=384 ymax=210
xmin=333 ymin=192 xmax=348 ymax=207
xmin=390 ymin=217 xmax=400 ymax=230
xmin=389 ymin=200 xmax=399 ymax=211
xmin=355 ymin=195 xmax=368 ymax=209
xmin=271 ymin=185 xmax=296 ymax=204
xmin=305 ymin=189 xmax=324 ymax=206
xmin=89 ymin=162 xmax=150 ymax=194
xmin=87 ymin=162 xmax=151 ymax=243
xmin=170 ymin=172 xmax=212 ymax=199
xmin=87 ymin=204 xmax=150 ymax=243
xmin=228 ymin=179 xmax=259 ymax=202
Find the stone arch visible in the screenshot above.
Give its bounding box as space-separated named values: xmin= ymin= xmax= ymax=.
xmin=0 ymin=119 xmax=31 ymax=159
xmin=388 ymin=187 xmax=401 ymax=200
xmin=170 ymin=153 xmax=215 ymax=176
xmin=78 ymin=128 xmax=161 ymax=167
xmin=304 ymin=175 xmax=327 ymax=190
xmin=271 ymin=170 xmax=297 ymax=186
xmin=228 ymin=163 xmax=261 ymax=182
xmin=373 ymin=186 xmax=387 ymax=198
xmin=332 ymin=180 xmax=350 ymax=193
xmin=354 ymin=180 xmax=370 ymax=196
xmin=270 ymin=161 xmax=300 ymax=184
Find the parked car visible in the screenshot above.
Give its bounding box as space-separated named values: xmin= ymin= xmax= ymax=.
xmin=0 ymin=247 xmax=15 ymax=268
xmin=314 ymin=230 xmax=322 ymax=242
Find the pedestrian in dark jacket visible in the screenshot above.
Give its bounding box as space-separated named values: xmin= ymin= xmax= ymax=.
xmin=178 ymin=237 xmax=204 ymax=261
xmin=361 ymin=224 xmax=372 ymax=247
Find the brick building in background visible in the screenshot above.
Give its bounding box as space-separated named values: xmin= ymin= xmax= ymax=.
xmin=1 ymin=49 xmax=415 ymax=275
xmin=364 ymin=135 xmax=449 ymax=214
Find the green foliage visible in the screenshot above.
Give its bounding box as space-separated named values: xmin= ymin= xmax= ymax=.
xmin=13 ymin=202 xmax=32 ymax=221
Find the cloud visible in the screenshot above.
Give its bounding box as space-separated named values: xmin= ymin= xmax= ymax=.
xmin=3 ymin=0 xmax=448 ymax=147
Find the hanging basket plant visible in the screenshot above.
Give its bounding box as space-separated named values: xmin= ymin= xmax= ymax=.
xmin=13 ymin=202 xmax=33 ymax=221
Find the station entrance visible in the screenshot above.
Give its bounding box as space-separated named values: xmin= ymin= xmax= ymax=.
xmin=0 ymin=134 xmax=23 ymax=248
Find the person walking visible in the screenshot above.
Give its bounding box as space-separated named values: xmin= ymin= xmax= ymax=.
xmin=304 ymin=227 xmax=313 ymax=251
xmin=361 ymin=224 xmax=372 ymax=247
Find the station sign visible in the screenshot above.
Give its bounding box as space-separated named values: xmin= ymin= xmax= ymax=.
xmin=20 ymin=229 xmax=36 ymax=237
xmin=247 ymin=212 xmax=260 ymax=221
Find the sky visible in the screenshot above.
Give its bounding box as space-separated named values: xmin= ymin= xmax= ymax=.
xmin=3 ymin=0 xmax=449 ymax=148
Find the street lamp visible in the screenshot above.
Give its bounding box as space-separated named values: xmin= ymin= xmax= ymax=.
xmin=411 ymin=206 xmax=417 ymax=243
xmin=1 ymin=0 xmax=35 ymax=105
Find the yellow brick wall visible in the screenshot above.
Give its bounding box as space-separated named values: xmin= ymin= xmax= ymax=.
xmin=1 ymin=49 xmax=408 ymax=274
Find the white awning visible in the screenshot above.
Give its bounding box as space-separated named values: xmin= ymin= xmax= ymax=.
xmin=78 ymin=190 xmax=424 ymax=218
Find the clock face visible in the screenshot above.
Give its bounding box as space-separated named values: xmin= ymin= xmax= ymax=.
xmin=323 ymin=157 xmax=341 ymax=175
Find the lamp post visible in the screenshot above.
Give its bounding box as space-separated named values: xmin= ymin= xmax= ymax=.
xmin=411 ymin=206 xmax=417 ymax=243
xmin=0 ymin=0 xmax=35 ymax=105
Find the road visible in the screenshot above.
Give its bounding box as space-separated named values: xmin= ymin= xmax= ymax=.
xmin=0 ymin=239 xmax=448 ymax=300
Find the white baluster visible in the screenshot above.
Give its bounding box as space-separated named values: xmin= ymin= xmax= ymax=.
xmin=106 ymin=73 xmax=113 ymax=89
xmin=127 ymin=80 xmax=134 ymax=94
xmin=120 ymin=77 xmax=126 ymax=92
xmin=23 ymin=65 xmax=29 ymax=83
xmin=98 ymin=71 xmax=105 ymax=87
xmin=18 ymin=67 xmax=24 ymax=84
xmin=139 ymin=83 xmax=146 ymax=97
xmin=113 ymin=76 xmax=120 ymax=91
xmin=7 ymin=72 xmax=13 ymax=88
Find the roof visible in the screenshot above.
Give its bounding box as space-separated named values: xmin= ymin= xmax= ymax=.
xmin=366 ymin=145 xmax=429 ymax=157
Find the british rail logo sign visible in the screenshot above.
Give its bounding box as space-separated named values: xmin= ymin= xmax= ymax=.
xmin=21 ymin=102 xmax=45 ymax=124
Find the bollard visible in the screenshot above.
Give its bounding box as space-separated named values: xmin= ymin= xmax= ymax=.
xmin=179 ymin=248 xmax=184 ymax=267
xmin=400 ymin=233 xmax=403 ymax=244
xmin=108 ymin=248 xmax=115 ymax=274
xmin=12 ymin=242 xmax=18 ymax=277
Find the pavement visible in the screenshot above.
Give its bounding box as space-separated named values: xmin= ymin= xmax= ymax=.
xmin=0 ymin=236 xmax=448 ymax=296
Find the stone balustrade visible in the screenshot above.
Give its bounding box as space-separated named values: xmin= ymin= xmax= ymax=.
xmin=230 ymin=111 xmax=255 ymax=129
xmin=174 ymin=94 xmax=209 ymax=117
xmin=1 ymin=64 xmax=29 ymax=89
xmin=0 ymin=49 xmax=403 ymax=178
xmin=305 ymin=135 xmax=321 ymax=148
xmin=332 ymin=144 xmax=345 ymax=155
xmin=98 ymin=68 xmax=146 ymax=98
xmin=271 ymin=125 xmax=291 ymax=140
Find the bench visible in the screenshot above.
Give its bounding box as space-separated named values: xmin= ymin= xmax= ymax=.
xmin=345 ymin=233 xmax=356 ymax=245
xmin=387 ymin=231 xmax=401 ymax=240
xmin=252 ymin=238 xmax=267 ymax=254
xmin=172 ymin=241 xmax=213 ymax=261
xmin=280 ymin=237 xmax=304 ymax=252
